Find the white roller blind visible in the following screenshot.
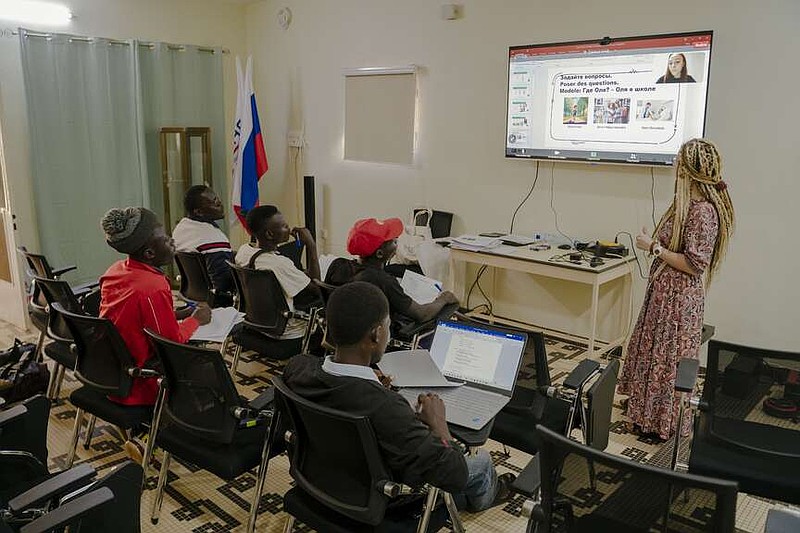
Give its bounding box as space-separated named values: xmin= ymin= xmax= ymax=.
xmin=344 ymin=71 xmax=416 ymax=165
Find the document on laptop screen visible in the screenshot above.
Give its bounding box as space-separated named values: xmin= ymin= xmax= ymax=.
xmin=441 ymin=335 xmax=502 ymax=385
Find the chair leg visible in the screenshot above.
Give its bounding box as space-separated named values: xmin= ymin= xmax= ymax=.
xmin=230 ymin=344 xmax=243 ymax=376
xmin=246 ymin=410 xmax=279 ymax=533
xmin=416 ymin=487 xmax=440 ymax=533
xmin=142 ymin=382 xmax=167 ymax=478
xmin=443 ymin=492 xmax=465 ymax=533
xmin=52 ymin=364 xmax=67 ymax=400
xmin=82 ymin=415 xmax=97 ymax=450
xmin=150 ymin=451 xmax=171 ymax=525
xmin=220 ymin=335 xmax=231 ymax=359
xmin=34 ymin=329 xmax=46 ymax=363
xmin=65 ymin=408 xmax=85 ymax=469
xmin=670 ymin=394 xmax=686 ymax=471
xmin=46 ymin=362 xmax=61 ymax=400
xmin=282 ymin=515 xmax=295 ymax=533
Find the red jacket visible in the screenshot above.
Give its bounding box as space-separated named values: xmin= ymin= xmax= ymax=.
xmin=99 ymin=259 xmax=199 ymax=406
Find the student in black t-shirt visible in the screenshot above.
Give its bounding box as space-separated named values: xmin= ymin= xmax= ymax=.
xmin=344 ymin=218 xmax=459 ymax=327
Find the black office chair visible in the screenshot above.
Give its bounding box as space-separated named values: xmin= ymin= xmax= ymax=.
xmin=32 ymin=276 xmax=101 ymax=401
xmin=1 ymin=461 xmax=143 ymax=533
xmin=50 ymin=303 xmax=159 ymax=470
xmin=226 ymin=262 xmax=322 ymax=373
xmin=673 ymin=340 xmax=800 ymax=504
xmin=0 ymin=395 xmax=52 ymax=492
xmin=16 ymin=247 xmax=99 ymax=294
xmin=272 ymin=376 xmax=461 ymax=533
xmin=519 ymin=425 xmax=738 ymax=533
xmin=0 ymin=396 xmax=97 ymax=527
xmin=144 ymin=330 xmax=278 ymax=533
xmin=174 ymin=251 xmax=234 ymax=308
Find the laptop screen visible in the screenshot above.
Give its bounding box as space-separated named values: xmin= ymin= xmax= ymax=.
xmin=428 ymin=321 xmax=527 ymax=393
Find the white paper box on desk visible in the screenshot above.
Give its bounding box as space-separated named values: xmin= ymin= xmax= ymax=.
xmin=449 ymin=234 xmax=502 ymax=251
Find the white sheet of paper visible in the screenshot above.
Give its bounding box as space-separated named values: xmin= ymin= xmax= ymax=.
xmin=400 ymin=270 xmax=442 ymax=305
xmin=376 ymin=350 xmax=463 ymax=388
xmin=190 ymin=307 xmax=244 ymax=343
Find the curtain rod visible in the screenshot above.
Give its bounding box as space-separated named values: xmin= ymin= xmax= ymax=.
xmin=13 ymin=29 xmax=229 ymax=54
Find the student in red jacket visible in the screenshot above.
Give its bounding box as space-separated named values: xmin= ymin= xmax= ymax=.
xmin=100 ymin=207 xmax=211 ymax=408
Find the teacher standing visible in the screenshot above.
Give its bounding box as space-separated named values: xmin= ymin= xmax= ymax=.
xmin=618 ymin=138 xmax=735 ymax=440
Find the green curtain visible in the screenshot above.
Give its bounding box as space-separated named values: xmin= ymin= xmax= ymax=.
xmin=137 ymin=43 xmax=227 ymax=232
xmin=20 ymin=31 xmax=226 ymax=284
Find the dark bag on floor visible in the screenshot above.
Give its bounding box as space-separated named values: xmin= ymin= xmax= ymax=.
xmin=0 ymin=339 xmax=50 ymax=403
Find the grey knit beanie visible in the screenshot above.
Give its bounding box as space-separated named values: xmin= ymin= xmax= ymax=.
xmin=101 ymin=207 xmax=159 ymax=254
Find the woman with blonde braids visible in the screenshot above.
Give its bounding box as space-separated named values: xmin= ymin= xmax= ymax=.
xmin=618 ymin=138 xmax=735 ymax=440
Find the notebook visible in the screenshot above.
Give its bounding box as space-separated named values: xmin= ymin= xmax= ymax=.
xmin=383 ymin=320 xmax=527 ymax=430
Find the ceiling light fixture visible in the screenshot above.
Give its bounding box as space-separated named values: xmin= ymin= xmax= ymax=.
xmin=0 ymin=1 xmax=73 ymax=27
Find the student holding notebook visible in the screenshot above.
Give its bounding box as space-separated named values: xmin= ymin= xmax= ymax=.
xmin=282 ymin=282 xmax=515 ymax=511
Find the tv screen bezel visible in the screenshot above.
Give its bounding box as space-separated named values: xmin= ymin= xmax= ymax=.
xmin=504 ymin=30 xmax=714 ymax=167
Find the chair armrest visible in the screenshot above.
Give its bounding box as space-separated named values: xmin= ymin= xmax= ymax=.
xmin=51 ymin=265 xmax=77 ymax=278
xmin=247 ymin=387 xmax=275 ymax=412
xmin=562 ymin=359 xmax=601 ymax=390
xmin=511 ymin=454 xmax=541 ymax=497
xmin=19 ymin=487 xmax=113 ymax=533
xmin=675 ymin=358 xmax=700 ymax=393
xmin=0 ymin=404 xmax=27 ymax=428
xmin=8 ymin=464 xmax=95 ymax=513
xmin=765 ymin=507 xmax=800 ymax=533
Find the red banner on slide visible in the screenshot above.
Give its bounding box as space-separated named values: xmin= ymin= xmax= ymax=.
xmin=510 ymin=33 xmax=711 ymax=59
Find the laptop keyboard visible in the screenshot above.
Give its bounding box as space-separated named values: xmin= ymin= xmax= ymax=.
xmin=398 ymin=386 xmax=506 ymax=428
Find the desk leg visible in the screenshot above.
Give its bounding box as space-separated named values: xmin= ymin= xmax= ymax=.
xmin=589 ymin=280 xmax=599 ymax=356
xmin=449 ymin=254 xmax=467 ymax=302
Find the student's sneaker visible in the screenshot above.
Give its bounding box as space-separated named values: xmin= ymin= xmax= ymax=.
xmin=123 ymin=434 xmax=148 ymax=465
xmin=490 ymin=473 xmax=517 ymax=508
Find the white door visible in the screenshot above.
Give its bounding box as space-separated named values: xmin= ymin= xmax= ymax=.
xmin=0 ymin=122 xmax=26 ymax=328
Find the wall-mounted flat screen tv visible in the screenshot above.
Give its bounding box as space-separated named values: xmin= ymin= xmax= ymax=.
xmin=505 ymin=31 xmax=713 ymax=166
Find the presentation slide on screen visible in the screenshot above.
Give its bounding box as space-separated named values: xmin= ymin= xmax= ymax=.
xmin=506 ymin=34 xmax=712 ymax=164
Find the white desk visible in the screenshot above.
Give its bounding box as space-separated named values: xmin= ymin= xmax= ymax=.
xmin=448 ymin=245 xmax=635 ymax=357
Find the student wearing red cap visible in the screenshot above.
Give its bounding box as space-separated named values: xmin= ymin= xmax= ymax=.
xmin=343 ymin=218 xmax=459 ymax=328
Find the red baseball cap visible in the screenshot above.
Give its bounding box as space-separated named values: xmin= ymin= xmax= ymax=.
xmin=347 ymin=218 xmax=404 ymax=257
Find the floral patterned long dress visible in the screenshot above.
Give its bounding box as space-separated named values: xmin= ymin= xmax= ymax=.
xmin=618 ymin=199 xmax=719 ymax=440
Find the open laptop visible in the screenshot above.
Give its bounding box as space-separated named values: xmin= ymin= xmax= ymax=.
xmin=394 ymin=320 xmax=527 ymax=430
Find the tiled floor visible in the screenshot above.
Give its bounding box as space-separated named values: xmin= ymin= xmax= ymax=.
xmin=0 ymin=320 xmax=781 ymax=532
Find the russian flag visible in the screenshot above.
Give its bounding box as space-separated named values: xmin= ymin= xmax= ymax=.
xmin=231 ymin=56 xmax=268 ymax=228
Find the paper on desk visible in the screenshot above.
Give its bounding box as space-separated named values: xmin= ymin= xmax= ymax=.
xmin=449 ymin=234 xmax=503 ymax=252
xmin=400 ymin=270 xmax=442 ymax=304
xmin=190 ymin=307 xmax=244 ymax=343
xmin=377 ymin=350 xmax=462 ymax=388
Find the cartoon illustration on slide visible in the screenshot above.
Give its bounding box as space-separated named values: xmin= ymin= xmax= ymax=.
xmin=593 ymin=98 xmax=631 ymax=124
xmin=636 ymin=100 xmax=674 ymax=121
xmin=563 ymin=97 xmax=588 ymax=124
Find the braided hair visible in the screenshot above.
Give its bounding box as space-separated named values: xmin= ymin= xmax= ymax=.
xmin=654 ymin=138 xmax=735 ymax=284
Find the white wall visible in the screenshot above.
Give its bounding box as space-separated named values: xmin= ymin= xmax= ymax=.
xmin=246 ymin=0 xmax=800 ymax=351
xmin=0 ymin=0 xmax=247 ymax=325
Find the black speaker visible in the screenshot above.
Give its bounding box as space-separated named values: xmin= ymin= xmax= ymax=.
xmin=303 ymin=175 xmax=316 ymax=239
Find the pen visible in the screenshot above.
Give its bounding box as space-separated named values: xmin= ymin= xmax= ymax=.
xmin=434 ymin=283 xmax=442 ymax=292
xmin=295 ymin=234 xmax=302 ymax=248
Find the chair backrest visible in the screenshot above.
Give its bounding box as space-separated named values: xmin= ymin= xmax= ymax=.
xmin=17 ymin=248 xmax=54 ymax=279
xmin=145 ymin=330 xmax=241 ymax=444
xmin=535 ymin=424 xmax=738 ymax=533
xmin=702 ymin=340 xmax=800 ymax=457
xmin=229 ymin=263 xmax=290 ymax=336
xmin=33 ymin=276 xmax=82 ymax=342
xmin=277 ymin=240 xmax=305 ymax=270
xmin=584 ymin=358 xmax=619 ymax=451
xmin=60 ymin=461 xmax=143 ymax=533
xmin=50 ymin=303 xmax=135 ymax=397
xmin=174 ymin=251 xmax=213 ymax=303
xmin=273 ymin=376 xmax=392 ymax=526
xmin=0 ymin=395 xmax=49 ymax=465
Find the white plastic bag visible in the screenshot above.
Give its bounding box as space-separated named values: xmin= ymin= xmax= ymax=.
xmin=416 ymin=240 xmax=451 ymax=285
xmin=395 ymin=208 xmax=433 ymax=265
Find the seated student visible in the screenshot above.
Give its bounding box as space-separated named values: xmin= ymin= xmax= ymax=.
xmin=172 ymin=185 xmax=235 ymax=303
xmin=100 ymin=207 xmax=211 ymax=460
xmin=235 ymin=205 xmax=322 ymax=349
xmin=342 ymin=218 xmax=459 ymax=327
xmin=282 ymin=282 xmax=514 ymax=511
